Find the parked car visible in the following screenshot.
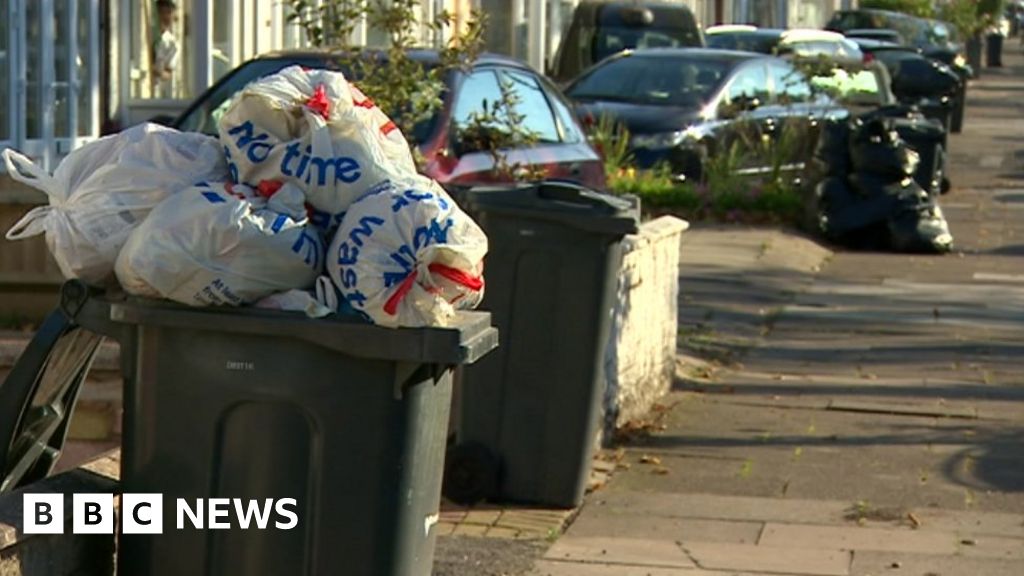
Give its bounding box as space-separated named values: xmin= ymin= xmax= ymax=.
xmin=849 ymin=38 xmax=961 ymax=133
xmin=160 ymin=51 xmax=606 ymax=189
xmin=826 ymin=9 xmax=970 ymax=131
xmin=706 ymin=26 xmax=863 ymax=63
xmin=565 ymin=48 xmax=842 ymax=181
xmin=549 ymin=1 xmax=704 ymax=83
xmin=842 ymin=28 xmax=905 ymax=44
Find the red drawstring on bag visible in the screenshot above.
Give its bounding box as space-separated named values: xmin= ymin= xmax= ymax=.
xmin=305 ymin=84 xmax=331 ymax=119
xmin=382 ymin=263 xmax=484 ymax=316
xmin=256 ymin=180 xmax=284 ymax=199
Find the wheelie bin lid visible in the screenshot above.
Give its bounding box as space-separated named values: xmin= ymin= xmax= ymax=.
xmin=74 ymin=286 xmax=498 ymax=366
xmin=448 ymin=181 xmax=640 ymax=237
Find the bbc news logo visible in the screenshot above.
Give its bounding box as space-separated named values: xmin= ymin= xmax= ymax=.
xmin=23 ymin=494 xmax=298 ymax=534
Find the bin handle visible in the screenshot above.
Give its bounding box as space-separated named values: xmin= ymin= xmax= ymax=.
xmin=536 ymin=181 xmax=634 ymax=213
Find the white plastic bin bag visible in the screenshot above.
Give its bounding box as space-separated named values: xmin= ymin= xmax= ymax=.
xmin=116 ymin=181 xmax=324 ymax=306
xmin=218 ymin=65 xmax=416 ymax=231
xmin=327 ymin=177 xmax=487 ymax=328
xmin=3 ymin=124 xmax=228 ymax=285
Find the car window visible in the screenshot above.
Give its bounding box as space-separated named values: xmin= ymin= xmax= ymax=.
xmin=769 ymin=62 xmax=813 ymax=104
xmin=569 ymin=55 xmax=731 ymax=107
xmin=451 ymin=70 xmax=505 ymax=132
xmin=176 ymin=57 xmax=442 ymax=145
xmin=500 ymin=70 xmax=561 ymax=144
xmin=535 ymin=77 xmax=583 ymax=144
xmin=707 ymin=33 xmax=780 ymax=54
xmin=726 ymin=63 xmax=770 ymax=104
xmin=592 ymin=27 xmax=695 ymax=62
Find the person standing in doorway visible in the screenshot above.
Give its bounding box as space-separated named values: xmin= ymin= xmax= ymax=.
xmin=152 ymin=0 xmax=180 ymax=98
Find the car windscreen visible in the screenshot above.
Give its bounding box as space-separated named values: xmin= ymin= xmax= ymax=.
xmin=706 ymin=33 xmax=780 ymax=54
xmin=569 ymin=54 xmax=732 ymax=107
xmin=175 ymin=57 xmax=441 ymax=144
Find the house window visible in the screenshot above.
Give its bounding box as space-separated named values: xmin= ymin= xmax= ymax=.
xmin=130 ymin=0 xmax=191 ymax=99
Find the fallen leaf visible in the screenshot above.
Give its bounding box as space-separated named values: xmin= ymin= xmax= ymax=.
xmin=908 ymin=512 xmax=921 ymax=528
xmin=639 ymin=455 xmax=662 ymax=465
xmin=652 ymin=466 xmax=670 ymax=475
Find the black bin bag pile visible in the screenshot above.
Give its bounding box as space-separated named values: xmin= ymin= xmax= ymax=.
xmin=813 ymin=107 xmax=953 ymax=253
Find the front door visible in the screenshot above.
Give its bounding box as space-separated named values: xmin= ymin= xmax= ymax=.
xmin=2 ymin=0 xmax=101 ymax=171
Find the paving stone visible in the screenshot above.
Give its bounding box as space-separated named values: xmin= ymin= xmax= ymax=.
xmin=544 ymin=537 xmax=696 ymax=569
xmin=956 ymin=534 xmax=1024 ymax=560
xmin=850 ymin=550 xmax=1024 ymax=576
xmin=758 ymin=522 xmax=958 ymax=555
xmin=434 ymin=521 xmax=456 ymax=536
xmin=484 ymin=526 xmax=522 ymax=539
xmin=910 ymin=509 xmax=1024 ymax=538
xmin=590 ymin=491 xmax=850 ymax=525
xmin=463 ymin=509 xmax=502 ymax=526
xmin=529 ymin=560 xmax=709 ymax=576
xmin=495 ymin=513 xmax=564 ymax=534
xmin=567 ymin=511 xmax=763 ymax=545
xmin=682 ymin=541 xmax=851 ymax=575
xmin=451 ymin=523 xmax=489 ymax=537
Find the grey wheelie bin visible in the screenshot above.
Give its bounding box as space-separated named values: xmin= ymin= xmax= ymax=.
xmin=443 ymin=181 xmax=638 ymax=508
xmin=3 ymin=281 xmax=497 ymax=576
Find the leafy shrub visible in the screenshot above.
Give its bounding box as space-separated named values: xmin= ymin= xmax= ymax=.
xmin=859 ymin=0 xmax=933 ymax=18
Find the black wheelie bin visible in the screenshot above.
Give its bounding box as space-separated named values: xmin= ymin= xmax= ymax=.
xmin=1 ymin=281 xmax=498 ymax=576
xmin=443 ymin=181 xmax=638 ymax=508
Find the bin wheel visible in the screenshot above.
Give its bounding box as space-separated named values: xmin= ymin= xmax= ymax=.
xmin=443 ymin=443 xmax=499 ymax=506
xmin=941 ymin=176 xmax=952 ymax=195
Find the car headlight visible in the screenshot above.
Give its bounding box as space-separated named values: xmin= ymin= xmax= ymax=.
xmin=953 ymin=54 xmax=967 ymax=68
xmin=631 ymin=130 xmax=687 ymax=150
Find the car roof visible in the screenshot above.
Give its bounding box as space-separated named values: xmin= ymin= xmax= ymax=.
xmin=844 ymin=28 xmax=902 ymax=37
xmin=780 ymin=29 xmax=847 ymax=43
xmin=706 ymin=27 xmax=784 ymax=38
xmin=254 ymin=48 xmax=533 ymax=71
xmin=614 ymin=47 xmax=762 ymax=61
xmin=706 ymin=24 xmax=758 ymax=34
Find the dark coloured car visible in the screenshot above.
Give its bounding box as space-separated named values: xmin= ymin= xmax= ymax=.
xmin=842 ymin=28 xmax=905 ymax=44
xmin=565 ymin=49 xmax=843 ymax=181
xmin=550 ymin=1 xmax=703 ymax=83
xmin=850 ymin=38 xmax=961 ymax=133
xmin=705 ymin=26 xmax=784 ymax=53
xmin=166 ymin=51 xmax=606 ymax=189
xmin=827 ymin=10 xmax=969 ymax=132
xmin=706 ymin=27 xmax=863 ymax=64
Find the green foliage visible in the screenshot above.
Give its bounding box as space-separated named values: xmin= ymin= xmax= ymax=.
xmin=859 ymin=0 xmax=933 ymax=18
xmin=604 ymin=120 xmax=805 ymax=224
xmin=940 ymin=0 xmax=987 ymax=37
xmin=286 ymin=0 xmax=485 ymax=140
xmin=285 ymin=0 xmax=545 ymax=180
xmin=584 ymin=114 xmax=634 ymax=180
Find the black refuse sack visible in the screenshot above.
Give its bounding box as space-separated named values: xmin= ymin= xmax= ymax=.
xmin=849 ymin=118 xmax=920 ymax=181
xmin=818 ymin=177 xmax=897 ymax=241
xmin=820 ymin=174 xmax=953 ymax=252
xmin=814 ymin=118 xmax=851 ymax=177
xmin=889 ymin=204 xmax=954 ymax=253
